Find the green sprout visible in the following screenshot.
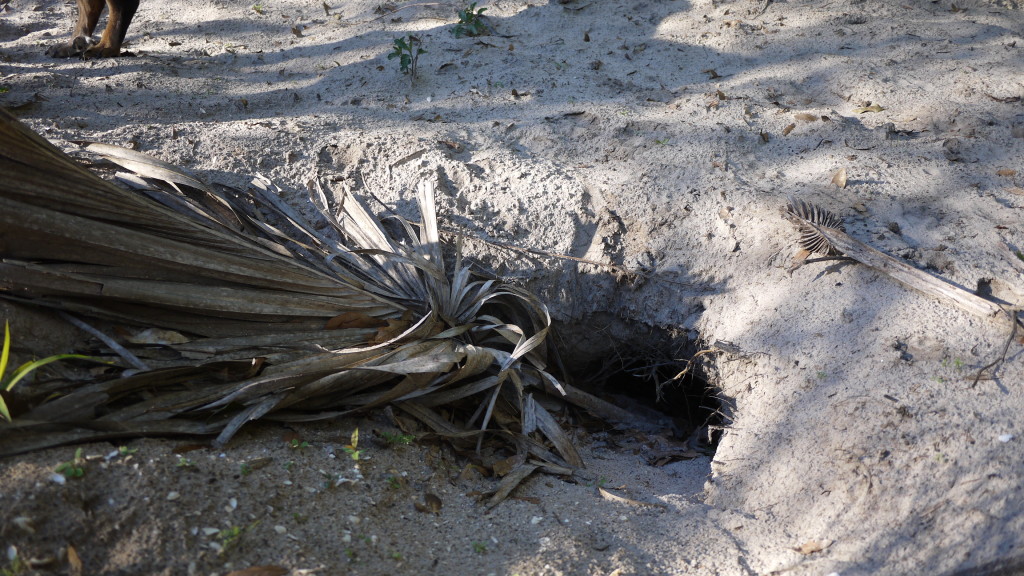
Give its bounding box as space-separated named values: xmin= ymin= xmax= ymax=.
xmin=388 ymin=36 xmax=426 ymax=83
xmin=289 ymin=438 xmax=310 ymax=450
xmin=240 ymin=462 xmax=253 ymax=476
xmin=1 ymin=320 xmax=106 ymax=422
xmin=217 ymin=525 xmax=244 ymax=552
xmin=472 ymin=541 xmax=488 ymax=554
xmin=252 ymin=3 xmax=264 ymax=14
xmin=176 ymin=456 xmax=195 ymax=468
xmin=342 ymin=428 xmax=362 ymax=460
xmin=381 ymin=431 xmax=415 ymax=446
xmin=452 ymin=2 xmax=488 ymax=38
xmin=55 ymin=448 xmax=86 ymax=479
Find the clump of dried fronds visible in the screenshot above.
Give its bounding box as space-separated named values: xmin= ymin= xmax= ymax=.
xmin=0 ymin=109 xmax=602 ymax=496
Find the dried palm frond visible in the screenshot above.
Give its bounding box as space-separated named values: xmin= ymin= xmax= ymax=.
xmin=0 ymin=109 xmax=607 ymax=489
xmin=782 ymin=196 xmax=845 ymax=256
xmin=782 ymin=197 xmax=1008 ymax=321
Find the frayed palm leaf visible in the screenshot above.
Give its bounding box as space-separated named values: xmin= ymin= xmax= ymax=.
xmin=0 ymin=109 xmax=599 ymax=493
xmin=783 ymin=197 xmax=1007 ymax=321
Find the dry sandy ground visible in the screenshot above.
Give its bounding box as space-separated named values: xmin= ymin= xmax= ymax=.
xmin=2 ymin=0 xmax=1024 ymax=574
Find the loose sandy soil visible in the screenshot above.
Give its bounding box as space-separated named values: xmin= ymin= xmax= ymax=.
xmin=2 ymin=0 xmax=1024 ymax=574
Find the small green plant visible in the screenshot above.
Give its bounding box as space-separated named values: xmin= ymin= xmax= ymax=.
xmin=388 ymin=36 xmax=426 ymax=83
xmin=386 ymin=475 xmax=403 ymax=490
xmin=0 ymin=86 xmax=10 ymax=94
xmin=390 ymin=551 xmax=403 ymax=561
xmin=284 ymin=460 xmax=295 ymax=472
xmin=342 ymin=428 xmax=362 ymax=460
xmin=239 ymin=462 xmax=252 ymax=476
xmin=452 ymin=2 xmax=488 ymax=38
xmin=55 ymin=448 xmax=86 ymax=479
xmin=252 ymin=2 xmax=265 ymax=14
xmin=1 ymin=320 xmax=104 ymax=422
xmin=289 ymin=438 xmax=310 ymax=450
xmin=655 ymin=138 xmax=670 ymax=146
xmin=2 ymin=546 xmax=26 ymax=576
xmin=472 ymin=541 xmax=488 ymax=554
xmin=118 ymin=446 xmax=137 ymax=457
xmin=176 ymin=456 xmax=195 ymax=468
xmin=1015 ymin=250 xmax=1024 ymax=262
xmin=381 ymin=431 xmax=415 ymax=446
xmin=217 ymin=525 xmax=244 ymax=551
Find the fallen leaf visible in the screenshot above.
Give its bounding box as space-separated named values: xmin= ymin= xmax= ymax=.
xmin=782 ymin=123 xmax=796 ymax=136
xmin=702 ymin=68 xmax=720 ymax=79
xmin=996 ymin=169 xmax=1017 ymax=177
xmin=598 ymin=486 xmax=667 ymax=508
xmin=794 ymin=539 xmax=833 ymax=555
xmin=67 ymin=545 xmax=82 ymax=576
xmin=852 ymin=103 xmax=885 ymax=113
xmin=794 ymin=113 xmax=819 ymax=122
xmin=831 ymin=167 xmax=848 ymax=188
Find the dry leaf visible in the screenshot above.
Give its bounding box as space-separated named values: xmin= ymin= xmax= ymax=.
xmin=831 ymin=167 xmax=848 ymax=189
xmin=67 ymin=544 xmax=83 ymax=576
xmin=598 ymin=486 xmax=667 ymax=508
xmin=782 ymin=123 xmax=796 ymax=136
xmin=996 ymin=169 xmax=1017 ymax=177
xmin=794 ymin=539 xmax=832 ymax=555
xmin=794 ymin=113 xmax=819 ymax=122
xmin=852 ymin=103 xmax=885 ymax=114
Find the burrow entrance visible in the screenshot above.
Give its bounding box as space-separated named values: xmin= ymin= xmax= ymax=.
xmin=552 ymin=315 xmax=725 ymax=457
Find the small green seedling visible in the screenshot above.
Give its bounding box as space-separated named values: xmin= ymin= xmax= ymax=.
xmin=381 ymin=431 xmax=415 ymax=446
xmin=217 ymin=525 xmax=244 ymax=552
xmin=452 ymin=2 xmax=488 ymax=38
xmin=289 ymin=438 xmax=310 ymax=450
xmin=118 ymin=446 xmax=137 ymax=457
xmin=252 ymin=3 xmax=265 ymax=14
xmin=388 ymin=35 xmax=426 ymax=83
xmin=472 ymin=541 xmax=487 ymax=554
xmin=239 ymin=462 xmax=253 ymax=476
xmin=176 ymin=456 xmax=195 ymax=468
xmin=342 ymin=428 xmax=362 ymax=460
xmin=2 ymin=546 xmax=26 ymax=576
xmin=1 ymin=320 xmax=105 ymax=422
xmin=55 ymin=448 xmax=86 ymax=479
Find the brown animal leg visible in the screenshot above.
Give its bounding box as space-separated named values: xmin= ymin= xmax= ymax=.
xmin=47 ymin=0 xmax=105 ymax=58
xmin=84 ymin=0 xmax=140 ymax=58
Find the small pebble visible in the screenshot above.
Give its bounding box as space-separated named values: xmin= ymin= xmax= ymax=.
xmin=166 ymin=491 xmax=180 ymax=501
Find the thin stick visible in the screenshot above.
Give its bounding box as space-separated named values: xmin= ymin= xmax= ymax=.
xmin=971 ymin=313 xmax=1022 ymax=388
xmin=58 ymin=311 xmax=150 ymax=372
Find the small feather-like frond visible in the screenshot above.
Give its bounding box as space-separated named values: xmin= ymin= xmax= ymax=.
xmin=784 ymin=197 xmax=845 ymax=256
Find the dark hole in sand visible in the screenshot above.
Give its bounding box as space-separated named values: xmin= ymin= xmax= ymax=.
xmin=556 ymin=322 xmax=724 ymax=456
